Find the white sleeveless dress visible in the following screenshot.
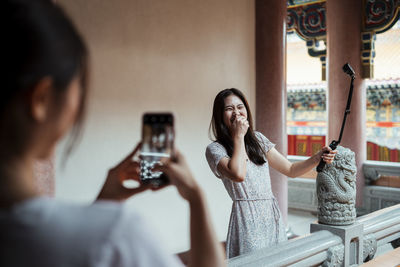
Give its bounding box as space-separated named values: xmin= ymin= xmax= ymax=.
xmin=205 ymin=131 xmax=287 ymax=258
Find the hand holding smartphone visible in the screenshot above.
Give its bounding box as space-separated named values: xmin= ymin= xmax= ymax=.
xmin=140 ymin=113 xmax=174 ymax=187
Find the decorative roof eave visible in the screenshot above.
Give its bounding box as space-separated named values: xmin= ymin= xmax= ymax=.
xmin=287 ymin=1 xmax=326 ymax=40
xmin=287 ymin=79 xmax=400 ymax=110
xmin=287 ymin=78 xmax=400 ymax=91
xmin=363 ymin=0 xmax=400 ymax=33
xmin=287 ymin=1 xmax=327 ymax=80
xmin=365 ymin=78 xmax=400 ymax=89
xmin=361 ymin=0 xmax=400 ymax=79
xmin=287 ymin=0 xmax=326 ymax=9
xmin=286 ymin=0 xmax=400 ymax=80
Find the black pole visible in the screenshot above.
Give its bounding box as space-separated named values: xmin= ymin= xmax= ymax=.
xmin=316 ymin=63 xmax=355 ymax=172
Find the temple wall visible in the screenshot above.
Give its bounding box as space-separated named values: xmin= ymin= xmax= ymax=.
xmin=56 ymin=0 xmax=255 ymax=253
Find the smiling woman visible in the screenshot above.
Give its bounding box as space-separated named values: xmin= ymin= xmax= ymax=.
xmin=205 ymin=88 xmax=337 ymax=258
xmin=209 ymin=88 xmax=267 ymax=169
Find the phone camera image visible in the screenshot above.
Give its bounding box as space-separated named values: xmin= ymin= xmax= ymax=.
xmin=140 ymin=159 xmax=166 ymax=185
xmin=140 ymin=113 xmax=174 ymax=187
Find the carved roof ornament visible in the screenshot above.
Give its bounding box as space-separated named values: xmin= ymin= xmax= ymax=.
xmin=287 ymin=0 xmax=325 ymax=8
xmin=287 ymin=1 xmax=327 ymax=80
xmin=362 ymin=0 xmax=400 ymax=78
xmin=364 ymin=0 xmax=400 ymax=33
xmin=286 ymin=0 xmax=400 ymax=79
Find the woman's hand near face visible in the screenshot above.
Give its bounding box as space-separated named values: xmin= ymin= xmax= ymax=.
xmin=230 ymin=113 xmax=249 ymax=139
xmin=97 ymin=143 xmax=151 ymax=201
xmin=217 ymin=113 xmax=249 ymax=183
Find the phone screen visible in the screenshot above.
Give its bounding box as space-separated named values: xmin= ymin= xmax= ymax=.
xmin=140 ymin=113 xmax=174 ymax=186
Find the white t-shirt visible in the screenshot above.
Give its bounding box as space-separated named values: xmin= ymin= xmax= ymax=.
xmin=0 ymin=197 xmax=184 ymax=267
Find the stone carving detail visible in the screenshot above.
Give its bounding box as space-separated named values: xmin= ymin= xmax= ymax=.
xmin=363 ymin=234 xmax=377 ymax=262
xmin=364 ymin=0 xmax=400 ymax=33
xmin=362 ymin=0 xmax=400 ymax=78
xmin=287 ymin=2 xmax=327 ymax=80
xmin=287 ymin=2 xmax=326 ymax=39
xmin=317 ymin=146 xmax=357 ymax=225
xmin=323 ymin=244 xmax=344 ymax=267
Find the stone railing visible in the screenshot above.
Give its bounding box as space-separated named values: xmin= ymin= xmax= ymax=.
xmin=228 ymin=204 xmax=400 ymax=267
xmin=362 ymin=160 xmax=400 ymax=214
xmin=228 ymin=230 xmax=342 ymax=267
xmin=358 ymin=204 xmax=400 ymax=261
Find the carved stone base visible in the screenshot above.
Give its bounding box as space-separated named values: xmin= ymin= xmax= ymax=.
xmin=316 ymin=146 xmax=357 ymax=226
xmin=311 ymin=222 xmax=363 ymax=267
xmin=317 ymin=201 xmax=356 ymax=226
xmin=324 ymin=244 xmax=344 ymax=267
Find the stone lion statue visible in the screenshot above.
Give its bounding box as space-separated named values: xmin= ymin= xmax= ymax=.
xmin=316 ymin=146 xmax=357 ymax=225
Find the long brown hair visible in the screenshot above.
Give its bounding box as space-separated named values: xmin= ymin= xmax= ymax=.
xmin=209 ymin=88 xmax=266 ymax=165
xmin=3 ymin=0 xmax=88 ymax=158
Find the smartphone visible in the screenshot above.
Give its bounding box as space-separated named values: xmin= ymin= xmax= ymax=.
xmin=140 ymin=113 xmax=174 ymax=187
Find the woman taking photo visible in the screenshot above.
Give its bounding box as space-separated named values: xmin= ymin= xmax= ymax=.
xmin=206 ymin=88 xmax=336 ymax=258
xmin=0 ymin=1 xmax=224 ymax=266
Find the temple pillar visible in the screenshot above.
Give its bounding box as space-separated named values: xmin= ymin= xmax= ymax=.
xmin=326 ymin=0 xmax=366 ymax=206
xmin=255 ymin=0 xmax=288 ymax=225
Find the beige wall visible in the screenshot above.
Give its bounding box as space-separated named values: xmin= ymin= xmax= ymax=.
xmin=56 ymin=0 xmax=255 ymax=253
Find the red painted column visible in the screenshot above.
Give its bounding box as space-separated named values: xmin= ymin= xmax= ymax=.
xmin=256 ymin=0 xmax=288 ymax=225
xmin=327 ymin=0 xmax=366 ymax=206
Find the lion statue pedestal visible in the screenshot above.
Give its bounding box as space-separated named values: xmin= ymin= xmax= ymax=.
xmin=312 ymin=146 xmax=363 ymax=266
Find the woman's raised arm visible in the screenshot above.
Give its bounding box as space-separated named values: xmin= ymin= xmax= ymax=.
xmin=267 ymin=146 xmax=336 ymax=178
xmin=216 ymin=115 xmax=249 ymax=182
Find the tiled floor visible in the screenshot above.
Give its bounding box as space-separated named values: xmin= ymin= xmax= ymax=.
xmin=287 ymin=208 xmax=395 ymax=259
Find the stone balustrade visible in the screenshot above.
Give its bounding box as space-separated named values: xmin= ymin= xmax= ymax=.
xmin=228 ymin=204 xmax=400 ymax=267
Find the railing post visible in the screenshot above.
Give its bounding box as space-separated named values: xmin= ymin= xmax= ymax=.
xmin=311 ymin=223 xmax=364 ymax=266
